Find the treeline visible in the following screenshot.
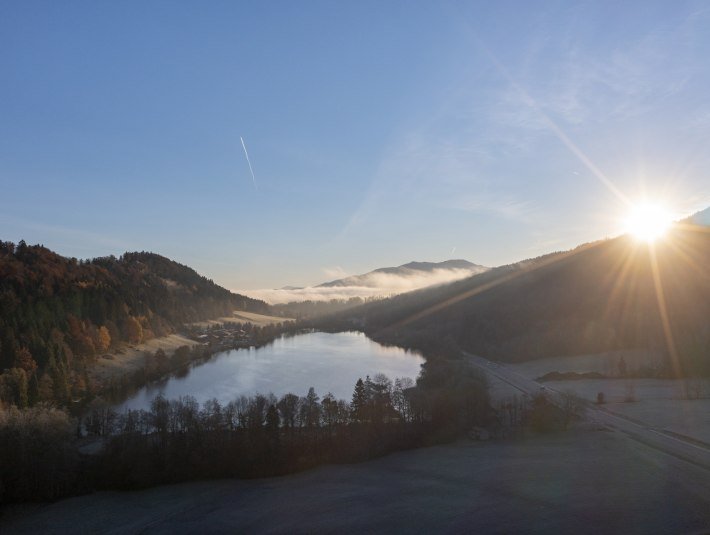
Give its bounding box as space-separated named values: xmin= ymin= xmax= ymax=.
xmin=0 ymin=240 xmax=269 ymax=408
xmin=0 ymin=367 xmax=490 ymax=503
xmin=0 ymin=405 xmax=81 ymax=503
xmin=92 ymin=362 xmax=489 ymax=491
xmin=273 ymin=296 xmax=382 ymax=320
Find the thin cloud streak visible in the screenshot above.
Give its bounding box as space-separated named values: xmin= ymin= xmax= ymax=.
xmin=472 ymin=34 xmax=631 ymax=207
xmin=240 ymin=136 xmax=257 ymax=190
xmin=453 ymin=195 xmax=537 ymax=223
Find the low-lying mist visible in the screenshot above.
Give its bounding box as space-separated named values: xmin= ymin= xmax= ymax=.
xmin=241 ymin=268 xmax=482 ymax=305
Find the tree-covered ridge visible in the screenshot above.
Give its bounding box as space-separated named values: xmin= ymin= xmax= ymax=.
xmin=317 ymin=225 xmax=710 ymax=375
xmin=0 ymin=240 xmax=269 ymax=406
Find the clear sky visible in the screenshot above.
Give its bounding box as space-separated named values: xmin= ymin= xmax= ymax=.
xmin=2 ymin=1 xmax=710 ymax=290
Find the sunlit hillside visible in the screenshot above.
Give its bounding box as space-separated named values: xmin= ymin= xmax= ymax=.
xmin=322 ymin=221 xmax=710 ymax=375
xmin=0 ymin=241 xmax=269 ymax=381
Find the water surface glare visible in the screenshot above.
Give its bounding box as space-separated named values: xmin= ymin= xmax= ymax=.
xmin=115 ymin=331 xmax=423 ymax=411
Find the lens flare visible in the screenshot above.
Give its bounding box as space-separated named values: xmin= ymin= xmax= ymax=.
xmin=624 ymin=203 xmax=672 ymax=242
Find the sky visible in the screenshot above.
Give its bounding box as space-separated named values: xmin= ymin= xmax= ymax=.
xmin=2 ymin=1 xmax=710 ymax=291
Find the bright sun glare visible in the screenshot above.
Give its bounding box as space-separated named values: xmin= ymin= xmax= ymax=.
xmin=624 ymin=202 xmax=673 ymax=242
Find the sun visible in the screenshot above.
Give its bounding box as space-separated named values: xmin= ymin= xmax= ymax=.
xmin=624 ymin=202 xmax=672 ymax=242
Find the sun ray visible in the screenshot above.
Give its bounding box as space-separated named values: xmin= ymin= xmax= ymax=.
xmin=661 ymin=231 xmax=709 ymax=282
xmin=648 ymin=244 xmax=683 ymax=383
xmin=600 ymin=240 xmax=641 ymax=322
xmin=387 ymin=240 xmax=603 ymax=331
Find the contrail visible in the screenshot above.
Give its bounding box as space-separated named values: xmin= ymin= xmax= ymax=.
xmin=240 ymin=136 xmax=257 ymax=190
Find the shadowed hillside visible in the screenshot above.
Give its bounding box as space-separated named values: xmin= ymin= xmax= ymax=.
xmin=318 ymin=223 xmax=710 ymax=375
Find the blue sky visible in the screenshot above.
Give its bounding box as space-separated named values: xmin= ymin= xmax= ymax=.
xmin=2 ymin=1 xmax=710 ymax=290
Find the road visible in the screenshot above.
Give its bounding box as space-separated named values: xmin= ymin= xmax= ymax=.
xmin=465 ymin=352 xmax=710 ymax=471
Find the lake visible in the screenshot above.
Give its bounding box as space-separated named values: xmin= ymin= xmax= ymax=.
xmin=114 ymin=331 xmax=424 ymax=412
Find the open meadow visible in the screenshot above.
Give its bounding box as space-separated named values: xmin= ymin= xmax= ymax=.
xmin=5 ymin=427 xmax=710 ymax=534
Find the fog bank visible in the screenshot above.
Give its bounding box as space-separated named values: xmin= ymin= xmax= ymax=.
xmin=240 ymin=268 xmax=484 ymax=305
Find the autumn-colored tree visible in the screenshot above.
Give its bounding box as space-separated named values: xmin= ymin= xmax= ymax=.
xmin=125 ymin=316 xmax=143 ymax=344
xmin=67 ymin=315 xmax=95 ymax=356
xmin=0 ymin=241 xmax=269 ymax=393
xmin=97 ymin=326 xmax=111 ymax=353
xmin=137 ymin=316 xmax=154 ymax=341
xmin=14 ymin=347 xmax=38 ymax=377
xmin=104 ymin=320 xmax=120 ymax=348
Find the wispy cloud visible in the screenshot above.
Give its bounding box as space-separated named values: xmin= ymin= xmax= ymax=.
xmin=336 ymin=6 xmax=710 ymax=251
xmin=335 ymin=119 xmax=497 ymax=241
xmin=452 ymin=195 xmax=537 ymax=223
xmin=490 ymin=9 xmax=706 ymax=132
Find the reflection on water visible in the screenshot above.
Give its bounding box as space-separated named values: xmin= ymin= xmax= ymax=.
xmin=114 ymin=331 xmax=423 ymax=412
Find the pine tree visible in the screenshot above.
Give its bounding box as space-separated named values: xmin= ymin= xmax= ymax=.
xmin=351 ymin=378 xmax=367 ymax=422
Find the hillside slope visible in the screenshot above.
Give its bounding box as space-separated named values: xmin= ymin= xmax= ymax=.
xmin=323 ymin=224 xmax=710 ymax=374
xmin=0 ymin=241 xmax=268 ymax=395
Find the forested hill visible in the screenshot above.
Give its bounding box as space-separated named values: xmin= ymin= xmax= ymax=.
xmin=318 ymin=223 xmax=710 ymax=375
xmin=0 ymin=240 xmax=268 ymax=376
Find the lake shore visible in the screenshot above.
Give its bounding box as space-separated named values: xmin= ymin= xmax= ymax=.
xmin=89 ymin=311 xmax=291 ymax=386
xmin=111 ymin=331 xmax=423 ymax=412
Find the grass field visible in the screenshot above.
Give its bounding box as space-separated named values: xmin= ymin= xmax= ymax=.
xmin=5 ymin=427 xmax=710 ymax=533
xmin=509 ymin=353 xmax=710 ymax=446
xmin=90 ymin=312 xmax=291 ymax=384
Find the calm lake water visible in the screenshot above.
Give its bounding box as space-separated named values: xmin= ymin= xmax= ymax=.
xmin=114 ymin=331 xmax=424 ymax=412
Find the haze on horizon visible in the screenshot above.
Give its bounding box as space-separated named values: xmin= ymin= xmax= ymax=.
xmin=2 ymin=1 xmax=710 ymax=291
xmin=244 ymin=261 xmax=488 ymax=304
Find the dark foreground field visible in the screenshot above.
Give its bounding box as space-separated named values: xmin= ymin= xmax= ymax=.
xmin=5 ymin=426 xmax=710 ymax=534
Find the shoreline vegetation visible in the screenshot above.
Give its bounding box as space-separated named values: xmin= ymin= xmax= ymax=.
xmin=99 ymin=315 xmax=297 ymax=407
xmin=0 ymin=357 xmax=493 ymax=504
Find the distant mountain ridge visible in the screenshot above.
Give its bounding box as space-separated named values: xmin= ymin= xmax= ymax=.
xmin=687 ymin=206 xmax=710 ymax=226
xmin=318 ymin=259 xmax=488 ymax=288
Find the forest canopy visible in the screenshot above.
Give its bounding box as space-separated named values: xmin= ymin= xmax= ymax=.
xmin=0 ymin=240 xmax=269 ymax=407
